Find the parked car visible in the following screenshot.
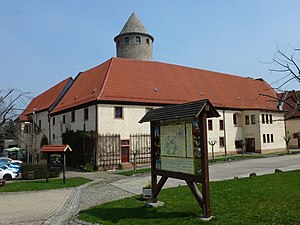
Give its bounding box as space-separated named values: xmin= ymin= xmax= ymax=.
xmin=0 ymin=164 xmax=20 ymax=174
xmin=0 ymin=157 xmax=12 ymax=165
xmin=7 ymin=162 xmax=22 ymax=174
xmin=0 ymin=168 xmax=17 ymax=180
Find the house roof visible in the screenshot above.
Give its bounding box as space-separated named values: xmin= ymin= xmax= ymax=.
xmin=41 ymin=144 xmax=72 ymax=153
xmin=279 ymin=91 xmax=300 ymax=119
xmin=139 ymin=99 xmax=220 ymax=123
xmin=19 ymin=77 xmax=73 ymax=121
xmin=51 ymin=57 xmax=279 ymax=114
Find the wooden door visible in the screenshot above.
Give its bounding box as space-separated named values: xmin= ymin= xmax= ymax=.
xmin=245 ymin=138 xmax=255 ymax=152
xmin=121 ymin=146 xmax=129 ymax=162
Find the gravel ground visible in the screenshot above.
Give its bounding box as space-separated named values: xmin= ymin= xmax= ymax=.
xmin=79 ymin=181 xmax=134 ymax=211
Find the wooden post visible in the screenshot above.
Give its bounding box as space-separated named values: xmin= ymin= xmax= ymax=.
xmin=150 ymin=121 xmax=158 ymax=203
xmin=63 ymin=153 xmax=66 ymax=184
xmin=46 ymin=153 xmax=49 ymax=183
xmin=199 ymin=112 xmax=211 ymax=218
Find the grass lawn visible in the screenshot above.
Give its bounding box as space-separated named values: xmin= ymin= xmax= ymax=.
xmin=78 ymin=170 xmax=300 ymax=225
xmin=0 ymin=177 xmax=91 ymax=192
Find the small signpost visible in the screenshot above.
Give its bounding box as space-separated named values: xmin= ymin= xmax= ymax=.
xmin=41 ymin=145 xmax=72 ymax=184
xmin=139 ymin=99 xmax=220 ymax=219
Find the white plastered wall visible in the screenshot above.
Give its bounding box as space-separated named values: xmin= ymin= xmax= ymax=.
xmin=97 ymin=104 xmax=151 ymax=139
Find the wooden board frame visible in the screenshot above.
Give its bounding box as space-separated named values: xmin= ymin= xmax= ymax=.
xmin=150 ymin=110 xmax=211 ymax=218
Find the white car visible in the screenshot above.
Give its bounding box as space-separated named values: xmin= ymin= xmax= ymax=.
xmin=0 ymin=164 xmax=19 ymax=174
xmin=0 ymin=168 xmax=17 ymax=180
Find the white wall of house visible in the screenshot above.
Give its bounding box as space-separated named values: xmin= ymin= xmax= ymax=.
xmin=98 ymin=104 xmax=151 ymax=139
xmin=259 ymin=111 xmax=286 ymax=153
xmin=50 ymin=106 xmax=97 ymax=144
xmin=34 ymin=111 xmax=50 ymax=148
xmin=43 ymin=103 xmax=287 ymax=155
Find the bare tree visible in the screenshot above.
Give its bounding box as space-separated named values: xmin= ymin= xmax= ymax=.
xmin=260 ymin=47 xmax=300 ymax=112
xmin=0 ymin=89 xmax=30 ymax=128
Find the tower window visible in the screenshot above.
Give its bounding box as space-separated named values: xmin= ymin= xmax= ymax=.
xmin=136 ymin=36 xmax=141 ymax=44
xmin=117 ymin=40 xmax=120 ymax=47
xmin=146 ymin=38 xmax=150 ymax=45
xmin=125 ymin=37 xmax=129 ymax=45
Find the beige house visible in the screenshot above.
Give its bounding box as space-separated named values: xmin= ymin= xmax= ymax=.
xmin=279 ymin=91 xmax=300 ymax=149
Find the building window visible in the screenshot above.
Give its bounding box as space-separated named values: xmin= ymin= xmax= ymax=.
xmin=38 ymin=120 xmax=41 ymax=129
xmin=245 ymin=115 xmax=250 ymax=125
xmin=84 ymin=108 xmax=89 ymax=121
xmin=146 ymin=38 xmax=150 ymax=45
xmin=235 ymin=140 xmax=243 ymax=149
xmin=63 ymin=115 xmax=66 ymax=124
xmin=262 ymin=114 xmax=265 ymax=124
xmin=270 ymin=114 xmax=273 ymax=124
xmin=219 ymin=120 xmax=224 ymax=130
xmin=114 ymin=107 xmax=123 ymax=119
xmin=263 ymin=134 xmax=266 ymax=143
xmin=24 ymin=123 xmax=31 ymax=134
xmin=233 ymin=114 xmax=237 ymax=125
xmin=251 ymin=115 xmax=256 ymax=124
xmin=208 ymin=120 xmax=213 ymax=130
xmin=271 ymin=134 xmax=274 ymax=142
xmin=219 ymin=137 xmax=225 ymax=147
xmin=125 ymin=37 xmax=129 ymax=45
xmin=71 ymin=111 xmax=75 ymax=122
xmin=52 ymin=117 xmax=55 ymax=126
xmin=53 ymin=134 xmax=55 ymax=140
xmin=266 ymin=114 xmax=269 ymax=124
xmin=136 ymin=36 xmax=141 ymax=43
xmin=267 ymin=134 xmax=270 ymax=143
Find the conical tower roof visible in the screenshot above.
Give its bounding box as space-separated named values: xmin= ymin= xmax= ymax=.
xmin=119 ymin=12 xmax=149 ymax=35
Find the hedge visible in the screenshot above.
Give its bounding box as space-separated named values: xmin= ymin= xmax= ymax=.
xmin=21 ymin=162 xmax=61 ymax=179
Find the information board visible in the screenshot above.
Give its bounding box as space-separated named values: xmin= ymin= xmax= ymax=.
xmin=155 ymin=121 xmax=202 ymax=175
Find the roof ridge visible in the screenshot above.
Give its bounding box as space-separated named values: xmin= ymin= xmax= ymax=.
xmin=97 ymin=57 xmax=114 ymax=100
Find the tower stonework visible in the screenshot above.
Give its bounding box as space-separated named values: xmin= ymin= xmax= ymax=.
xmin=114 ymin=12 xmax=154 ymax=61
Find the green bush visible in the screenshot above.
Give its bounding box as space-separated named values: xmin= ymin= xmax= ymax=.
xmin=21 ymin=163 xmax=61 ymax=179
xmin=83 ymin=163 xmax=94 ymax=172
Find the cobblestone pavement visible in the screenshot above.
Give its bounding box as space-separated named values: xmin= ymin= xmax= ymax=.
xmin=0 ymin=188 xmax=72 ymax=225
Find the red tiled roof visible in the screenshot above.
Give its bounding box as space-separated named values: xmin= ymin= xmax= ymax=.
xmin=280 ymin=91 xmax=300 ymax=119
xmin=41 ymin=145 xmax=72 ymax=153
xmin=51 ymin=57 xmax=279 ymax=114
xmin=20 ymin=77 xmax=73 ymax=119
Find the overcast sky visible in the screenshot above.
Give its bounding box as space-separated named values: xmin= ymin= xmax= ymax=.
xmin=1 ymin=0 xmax=300 ymax=104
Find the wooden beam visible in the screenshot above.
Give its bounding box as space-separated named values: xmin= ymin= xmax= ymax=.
xmin=199 ymin=112 xmax=211 ymax=218
xmin=152 ymin=176 xmax=168 ymax=200
xmin=186 ymin=180 xmax=203 ymax=208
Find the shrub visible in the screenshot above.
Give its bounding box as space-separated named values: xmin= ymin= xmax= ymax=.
xmin=83 ymin=163 xmax=94 ymax=172
xmin=21 ymin=163 xmax=61 ymax=179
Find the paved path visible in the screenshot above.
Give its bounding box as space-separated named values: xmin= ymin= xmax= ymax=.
xmin=0 ymin=154 xmax=299 ymax=225
xmin=0 ymin=188 xmax=72 ymax=225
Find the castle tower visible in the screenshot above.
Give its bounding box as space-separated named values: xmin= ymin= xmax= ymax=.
xmin=114 ymin=12 xmax=154 ymax=61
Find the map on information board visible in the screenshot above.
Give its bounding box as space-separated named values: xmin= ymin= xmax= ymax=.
xmin=157 ymin=121 xmax=201 ymax=175
xmin=160 ymin=123 xmax=186 ymax=157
